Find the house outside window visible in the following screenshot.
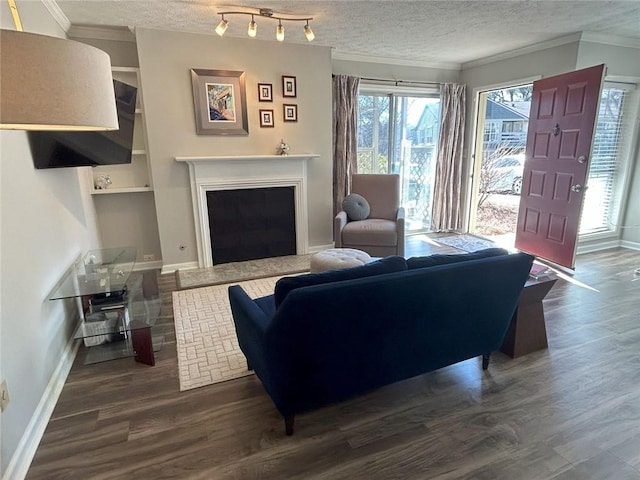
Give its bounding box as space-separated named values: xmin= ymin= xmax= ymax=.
xmin=357 ymin=85 xmax=440 ymax=232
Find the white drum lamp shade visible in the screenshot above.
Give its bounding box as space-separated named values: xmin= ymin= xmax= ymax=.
xmin=0 ymin=29 xmax=119 ymax=131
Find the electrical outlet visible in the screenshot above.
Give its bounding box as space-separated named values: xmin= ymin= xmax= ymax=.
xmin=1 ymin=380 xmax=9 ymax=412
xmin=143 ymin=254 xmax=155 ymax=261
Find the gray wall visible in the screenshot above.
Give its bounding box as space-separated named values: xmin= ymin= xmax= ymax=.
xmin=1 ymin=2 xmax=101 ymax=475
xmin=332 ymin=58 xmax=460 ymax=84
xmin=135 ymin=28 xmax=334 ymax=269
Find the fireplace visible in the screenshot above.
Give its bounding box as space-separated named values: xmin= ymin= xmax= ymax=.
xmin=207 ymin=186 xmax=296 ymax=265
xmin=175 ymin=154 xmax=318 ymax=268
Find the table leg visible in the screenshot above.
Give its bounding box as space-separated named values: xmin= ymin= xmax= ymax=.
xmin=131 ymin=326 xmax=155 ymax=366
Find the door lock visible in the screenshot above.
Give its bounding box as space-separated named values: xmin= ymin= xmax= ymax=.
xmin=577 ymin=155 xmax=587 ymax=164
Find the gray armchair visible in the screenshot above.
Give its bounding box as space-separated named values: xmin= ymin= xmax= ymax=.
xmin=334 ymin=174 xmax=405 ymax=257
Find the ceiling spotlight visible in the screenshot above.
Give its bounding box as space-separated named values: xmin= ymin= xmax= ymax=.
xmin=248 ymin=15 xmax=257 ymax=37
xmin=215 ymin=9 xmax=314 ymax=42
xmin=276 ymin=20 xmax=284 ymax=42
xmin=215 ymin=15 xmax=228 ymax=36
xmin=304 ymin=21 xmax=314 ymax=41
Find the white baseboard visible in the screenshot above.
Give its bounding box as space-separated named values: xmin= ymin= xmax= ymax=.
xmin=576 ymin=238 xmax=621 ymax=255
xmin=308 ymin=244 xmax=334 ymax=253
xmin=161 ymin=261 xmax=199 ymax=275
xmin=3 ymin=337 xmax=79 ymax=480
xmin=133 ymin=260 xmax=163 ymax=271
xmin=620 ymin=240 xmax=640 ymax=251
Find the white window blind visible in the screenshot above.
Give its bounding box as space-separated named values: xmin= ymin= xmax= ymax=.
xmin=580 ymin=82 xmax=638 ymax=235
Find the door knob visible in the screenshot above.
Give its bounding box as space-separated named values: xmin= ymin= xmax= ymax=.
xmin=571 ymin=184 xmax=587 ymax=193
xmin=577 ymin=155 xmax=587 ymax=164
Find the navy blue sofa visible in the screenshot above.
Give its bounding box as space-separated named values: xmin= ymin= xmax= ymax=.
xmin=228 ymin=249 xmax=534 ymax=435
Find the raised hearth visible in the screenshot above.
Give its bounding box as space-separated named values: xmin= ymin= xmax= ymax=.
xmin=175 ymin=154 xmax=318 ymax=268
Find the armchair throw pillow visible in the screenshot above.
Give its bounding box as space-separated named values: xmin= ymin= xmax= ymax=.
xmin=342 ymin=193 xmax=370 ymax=221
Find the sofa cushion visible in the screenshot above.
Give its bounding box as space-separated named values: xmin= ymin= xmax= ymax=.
xmin=342 ymin=219 xmax=398 ymax=246
xmin=407 ymin=247 xmax=509 ymax=270
xmin=274 ymin=255 xmax=407 ymax=308
xmin=342 ymin=193 xmax=370 ymax=221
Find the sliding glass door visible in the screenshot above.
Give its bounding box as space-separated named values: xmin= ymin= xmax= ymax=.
xmin=357 ymin=87 xmax=440 ymax=233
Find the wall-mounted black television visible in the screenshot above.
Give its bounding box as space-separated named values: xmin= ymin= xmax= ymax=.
xmin=28 ymin=79 xmax=138 ymax=169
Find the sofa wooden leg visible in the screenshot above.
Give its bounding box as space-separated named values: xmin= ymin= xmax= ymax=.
xmin=247 ymin=361 xmax=253 ymax=371
xmin=284 ymin=415 xmax=294 ymax=436
xmin=482 ymin=353 xmax=491 ymax=370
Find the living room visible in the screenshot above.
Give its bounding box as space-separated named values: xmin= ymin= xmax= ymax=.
xmin=2 ymin=0 xmax=640 ymax=478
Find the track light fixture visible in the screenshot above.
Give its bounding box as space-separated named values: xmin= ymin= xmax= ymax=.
xmin=214 ymin=7 xmax=315 ymax=42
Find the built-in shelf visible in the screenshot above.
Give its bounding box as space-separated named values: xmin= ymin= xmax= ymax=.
xmin=91 ymin=186 xmax=153 ymax=195
xmin=90 ymin=66 xmax=153 ymax=194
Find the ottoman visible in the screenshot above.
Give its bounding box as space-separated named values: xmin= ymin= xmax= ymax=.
xmin=310 ymin=248 xmax=372 ymax=273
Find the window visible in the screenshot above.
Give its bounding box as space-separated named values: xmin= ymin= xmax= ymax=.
xmin=357 ymin=86 xmax=440 ymax=232
xmin=483 ymin=122 xmax=499 ymax=142
xmin=580 ymin=82 xmax=639 ymax=235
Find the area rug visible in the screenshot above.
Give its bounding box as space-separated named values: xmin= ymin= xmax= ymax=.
xmin=175 ymin=254 xmax=311 ymax=290
xmin=435 ymin=234 xmax=497 ymax=253
xmin=172 ymin=276 xmax=283 ymax=391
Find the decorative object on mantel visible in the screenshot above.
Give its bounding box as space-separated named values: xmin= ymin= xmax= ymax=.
xmin=94 ymin=174 xmax=112 ymax=190
xmin=258 ymin=83 xmax=272 ymax=102
xmin=282 ymin=75 xmax=297 ymax=98
xmin=283 ymin=104 xmax=298 ymax=122
xmin=190 ymin=69 xmax=248 ymax=135
xmin=278 ymin=139 xmax=290 ymax=155
xmin=260 ymin=109 xmax=275 ymax=127
xmin=214 ymin=7 xmax=314 ymax=43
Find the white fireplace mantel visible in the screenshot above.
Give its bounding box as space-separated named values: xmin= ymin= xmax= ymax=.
xmin=175 ymin=154 xmax=319 ymax=268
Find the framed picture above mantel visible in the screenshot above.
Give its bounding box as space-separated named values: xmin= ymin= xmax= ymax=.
xmin=190 ymin=69 xmax=249 ymax=135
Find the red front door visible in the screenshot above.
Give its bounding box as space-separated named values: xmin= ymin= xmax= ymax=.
xmin=515 ymin=64 xmax=605 ymax=268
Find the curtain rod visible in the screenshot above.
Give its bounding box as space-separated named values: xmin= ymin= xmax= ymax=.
xmin=359 ymin=77 xmax=442 ymax=87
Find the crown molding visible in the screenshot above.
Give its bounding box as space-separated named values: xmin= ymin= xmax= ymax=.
xmin=580 ymin=32 xmax=640 ymax=49
xmin=332 ymin=50 xmax=461 ymax=71
xmin=41 ymin=0 xmax=71 ymax=33
xmin=67 ymin=25 xmax=136 ymax=42
xmin=462 ymin=33 xmax=583 ymax=70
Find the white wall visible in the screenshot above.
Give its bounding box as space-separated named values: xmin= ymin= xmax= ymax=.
xmin=0 ymin=2 xmax=101 ymax=476
xmin=135 ymin=28 xmax=333 ymax=269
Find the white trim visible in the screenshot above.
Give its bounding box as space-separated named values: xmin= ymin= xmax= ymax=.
xmin=580 ymin=32 xmax=640 ymax=50
xmin=161 ymin=261 xmax=199 ymax=275
xmin=462 ymin=33 xmax=582 ymax=70
xmin=3 ymin=337 xmax=79 ymax=480
xmin=308 ymin=243 xmax=334 ymax=253
xmin=67 ymin=25 xmax=136 ymax=42
xmin=332 ymin=50 xmax=461 ymax=71
xmin=41 ymin=0 xmax=71 ymax=33
xmin=620 ymin=240 xmax=640 ymax=251
xmin=576 ymin=238 xmax=621 ymax=255
xmin=133 ymin=260 xmax=163 ymax=272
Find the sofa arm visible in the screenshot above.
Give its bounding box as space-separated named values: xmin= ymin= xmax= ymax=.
xmin=334 ymin=211 xmax=348 ymax=247
xmin=396 ymin=206 xmax=405 ymax=256
xmin=228 ymin=285 xmax=271 ymax=371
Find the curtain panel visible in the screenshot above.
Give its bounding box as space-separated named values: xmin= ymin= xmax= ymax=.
xmin=332 ymin=75 xmax=360 ymax=215
xmin=432 ymin=83 xmax=466 ymax=232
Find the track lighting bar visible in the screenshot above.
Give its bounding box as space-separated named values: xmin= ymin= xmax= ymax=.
xmin=215 ymin=7 xmax=314 ymax=42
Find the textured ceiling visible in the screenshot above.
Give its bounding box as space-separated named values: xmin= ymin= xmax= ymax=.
xmin=55 ymin=0 xmax=640 ymax=67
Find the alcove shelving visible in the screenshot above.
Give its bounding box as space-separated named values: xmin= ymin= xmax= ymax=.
xmin=90 ymin=66 xmax=153 ymax=195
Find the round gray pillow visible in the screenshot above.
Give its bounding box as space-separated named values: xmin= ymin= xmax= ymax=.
xmin=342 ymin=193 xmax=370 ymax=221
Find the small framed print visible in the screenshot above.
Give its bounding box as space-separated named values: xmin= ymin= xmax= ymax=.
xmin=258 ymin=83 xmax=273 ymax=102
xmin=282 ymin=75 xmax=297 ymax=98
xmin=283 ymin=104 xmax=298 ymax=122
xmin=259 ymin=109 xmax=274 ymax=127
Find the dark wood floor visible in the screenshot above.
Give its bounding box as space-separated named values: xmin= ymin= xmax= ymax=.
xmin=27 ymin=240 xmax=640 ymax=479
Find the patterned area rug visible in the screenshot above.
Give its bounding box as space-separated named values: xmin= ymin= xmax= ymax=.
xmin=172 ymin=276 xmax=283 ymax=391
xmin=435 ymin=234 xmax=497 ymax=252
xmin=175 ymin=254 xmax=311 ymax=290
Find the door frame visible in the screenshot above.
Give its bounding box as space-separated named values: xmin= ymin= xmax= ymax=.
xmin=465 ymin=76 xmax=541 ymax=234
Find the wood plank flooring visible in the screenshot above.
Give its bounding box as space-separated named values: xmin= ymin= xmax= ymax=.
xmin=26 ymin=241 xmax=640 ymax=479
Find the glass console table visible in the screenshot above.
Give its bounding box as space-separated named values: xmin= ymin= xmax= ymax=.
xmin=50 ymin=247 xmax=162 ymax=366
